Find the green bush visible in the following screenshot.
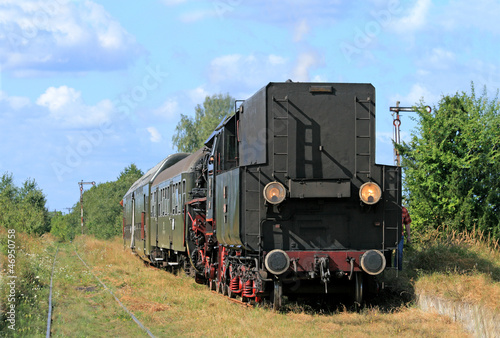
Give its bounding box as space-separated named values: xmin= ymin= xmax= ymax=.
xmin=398 ymin=84 xmax=500 ymax=241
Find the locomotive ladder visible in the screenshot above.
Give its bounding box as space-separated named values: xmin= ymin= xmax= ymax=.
xmin=272 ymin=96 xmax=290 ymax=178
xmin=244 ymin=167 xmax=262 ymax=259
xmin=354 ymin=97 xmax=373 ymax=179
xmin=382 ymin=165 xmax=402 ymax=273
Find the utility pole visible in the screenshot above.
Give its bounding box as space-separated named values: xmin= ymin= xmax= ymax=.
xmin=79 ymin=180 xmax=96 ymax=234
xmin=63 ymin=207 xmax=72 ymax=215
xmin=389 ymin=102 xmax=431 ymax=166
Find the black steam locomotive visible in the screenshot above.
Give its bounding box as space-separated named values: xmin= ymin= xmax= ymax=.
xmin=122 ymin=82 xmax=401 ymax=309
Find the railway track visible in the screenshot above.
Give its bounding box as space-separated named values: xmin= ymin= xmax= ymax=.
xmin=211 ymin=290 xmax=254 ymax=307
xmin=45 ymin=246 xmax=59 ymax=338
xmin=45 ymin=244 xmax=155 ymax=337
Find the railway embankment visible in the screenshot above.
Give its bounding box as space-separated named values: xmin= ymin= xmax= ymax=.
xmin=402 ymin=228 xmax=500 ymax=337
xmin=417 ymin=291 xmax=499 ymax=338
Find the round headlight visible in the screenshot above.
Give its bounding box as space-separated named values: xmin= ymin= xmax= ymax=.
xmin=263 ymin=182 xmax=286 ymax=205
xmin=360 ymin=250 xmax=386 ymax=275
xmin=359 ymin=182 xmax=382 ymax=205
xmin=265 ymin=249 xmax=290 ymax=275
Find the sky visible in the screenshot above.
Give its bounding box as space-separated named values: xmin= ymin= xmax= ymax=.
xmin=1 ymin=0 xmax=499 ymax=212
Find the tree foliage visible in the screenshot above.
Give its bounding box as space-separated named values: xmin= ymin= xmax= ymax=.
xmin=50 ymin=211 xmax=76 ymax=242
xmin=69 ymin=164 xmax=144 ymax=240
xmin=172 ymin=93 xmax=235 ymax=152
xmin=398 ymin=85 xmax=500 ymax=241
xmin=0 ymin=173 xmax=50 ymax=235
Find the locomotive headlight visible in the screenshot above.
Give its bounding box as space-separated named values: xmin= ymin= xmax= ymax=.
xmin=359 ymin=182 xmax=382 ymax=205
xmin=360 ymin=250 xmax=386 ymax=275
xmin=265 ymin=249 xmax=290 ymax=275
xmin=263 ymin=182 xmax=286 ymax=205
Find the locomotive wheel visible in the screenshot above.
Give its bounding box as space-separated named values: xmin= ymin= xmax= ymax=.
xmin=354 ymin=272 xmax=364 ymax=305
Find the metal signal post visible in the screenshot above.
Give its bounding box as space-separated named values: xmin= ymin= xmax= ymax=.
xmin=390 ymin=102 xmax=431 ymax=166
xmin=79 ymin=180 xmax=96 ymax=234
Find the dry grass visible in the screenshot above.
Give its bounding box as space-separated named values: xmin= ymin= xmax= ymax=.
xmin=407 ymin=226 xmax=500 ymax=312
xmin=49 ymin=243 xmax=147 ymax=337
xmin=1 ymin=231 xmax=481 ymax=336
xmin=69 ymin=235 xmax=469 ymax=337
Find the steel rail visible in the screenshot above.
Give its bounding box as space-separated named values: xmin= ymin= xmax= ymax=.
xmin=73 ymin=246 xmax=155 ymax=338
xmin=46 ymin=246 xmax=59 ymax=338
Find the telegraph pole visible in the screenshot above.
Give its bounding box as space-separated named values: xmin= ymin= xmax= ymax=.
xmin=79 ymin=180 xmax=96 ymax=234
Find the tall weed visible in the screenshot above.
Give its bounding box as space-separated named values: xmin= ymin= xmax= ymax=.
xmin=0 ymin=228 xmax=57 ymax=335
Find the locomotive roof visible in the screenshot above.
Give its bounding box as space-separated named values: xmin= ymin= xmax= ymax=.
xmin=204 ymin=113 xmax=234 ymax=147
xmin=152 ymin=147 xmax=206 ymax=186
xmin=124 ymin=152 xmax=190 ymax=198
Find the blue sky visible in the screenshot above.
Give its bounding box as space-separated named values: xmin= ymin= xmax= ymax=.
xmin=1 ymin=0 xmax=499 ymax=212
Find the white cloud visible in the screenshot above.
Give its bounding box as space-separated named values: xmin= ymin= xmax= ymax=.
xmin=0 ymin=90 xmax=30 ymax=110
xmin=391 ymin=83 xmax=439 ymax=107
xmin=268 ymin=54 xmax=287 ymax=66
xmin=427 ymin=48 xmax=455 ymax=70
xmin=209 ymin=53 xmax=289 ymax=88
xmin=292 ymin=52 xmax=321 ymax=82
xmin=439 ymin=0 xmax=500 ymax=35
xmin=311 ymin=74 xmax=327 ymax=82
xmin=36 ymin=86 xmax=114 ymax=128
xmin=294 ymin=19 xmax=310 ymax=42
xmin=154 ymin=98 xmax=178 ymax=119
xmin=210 ymin=54 xmax=245 ymax=83
xmin=0 ymin=0 xmax=143 ymax=74
xmin=189 ymin=86 xmax=210 ymax=105
xmin=390 ymin=0 xmax=431 ymax=33
xmin=147 ymin=127 xmax=162 ymax=143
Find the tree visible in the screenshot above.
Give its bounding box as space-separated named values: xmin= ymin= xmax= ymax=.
xmin=398 ymin=84 xmax=500 ymax=241
xmin=0 ymin=173 xmax=50 ymax=235
xmin=50 ymin=212 xmax=76 ymax=242
xmin=172 ymin=93 xmax=235 ymax=152
xmin=73 ymin=164 xmax=144 ymax=239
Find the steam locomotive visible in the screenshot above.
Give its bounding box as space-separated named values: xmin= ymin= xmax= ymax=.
xmin=122 ymin=82 xmax=402 ymax=309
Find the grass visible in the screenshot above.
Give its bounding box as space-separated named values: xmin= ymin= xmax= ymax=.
xmin=0 ymin=227 xmax=57 ymax=336
xmin=4 ymin=228 xmax=497 ymax=336
xmin=67 ymin=235 xmax=469 ymax=337
xmin=389 ymin=226 xmax=500 ymax=312
xmin=49 ymin=244 xmax=147 ymax=337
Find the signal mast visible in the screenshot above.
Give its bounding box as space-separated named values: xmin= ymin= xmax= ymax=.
xmin=78 ymin=180 xmax=95 ymax=234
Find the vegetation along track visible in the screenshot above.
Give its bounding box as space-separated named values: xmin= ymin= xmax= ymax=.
xmin=12 ymin=235 xmax=468 ymax=337
xmin=45 ymin=242 xmax=155 ymax=337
